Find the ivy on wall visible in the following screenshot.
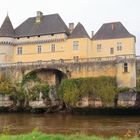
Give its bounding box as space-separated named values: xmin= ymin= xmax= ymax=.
xmin=58 ymin=76 xmax=117 ymax=106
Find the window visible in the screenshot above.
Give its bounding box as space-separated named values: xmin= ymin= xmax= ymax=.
xmin=97 ymin=44 xmax=102 ymax=52
xmin=124 ymin=63 xmax=128 ymax=72
xmin=73 ymin=41 xmax=79 ymax=50
xmin=38 ymin=45 xmax=42 ymax=53
xmin=17 ymin=47 xmax=22 ymax=55
xmin=110 ymin=48 xmax=114 ymax=54
xmin=51 ymin=44 xmax=55 ymax=52
xmin=117 ymin=42 xmax=122 ymax=51
xmin=73 ymin=56 xmax=79 ymax=62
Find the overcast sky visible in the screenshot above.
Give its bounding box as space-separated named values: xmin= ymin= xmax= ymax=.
xmin=0 ymin=0 xmax=140 ymax=54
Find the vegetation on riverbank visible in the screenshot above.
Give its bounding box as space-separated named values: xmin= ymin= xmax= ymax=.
xmin=0 ymin=131 xmax=139 ymax=140
xmin=0 ymin=72 xmax=50 ymax=108
xmin=58 ymin=77 xmax=117 ymax=106
xmin=0 ymin=75 xmax=135 ymax=110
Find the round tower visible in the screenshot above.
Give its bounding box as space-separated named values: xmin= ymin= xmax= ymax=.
xmin=0 ymin=15 xmax=15 ymax=63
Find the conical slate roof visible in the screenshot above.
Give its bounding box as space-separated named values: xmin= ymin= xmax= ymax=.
xmin=92 ymin=22 xmax=135 ymax=40
xmin=69 ymin=22 xmax=89 ymax=39
xmin=0 ymin=15 xmax=14 ymax=37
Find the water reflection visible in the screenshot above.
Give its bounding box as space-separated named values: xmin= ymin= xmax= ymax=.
xmin=0 ymin=113 xmax=140 ymax=137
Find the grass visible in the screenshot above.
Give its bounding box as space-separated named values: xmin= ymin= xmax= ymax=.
xmin=0 ymin=131 xmax=139 ymax=140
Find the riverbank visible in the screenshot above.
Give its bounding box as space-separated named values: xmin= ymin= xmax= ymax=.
xmin=2 ymin=106 xmax=140 ymax=115
xmin=0 ymin=131 xmax=139 ymax=140
xmin=72 ymin=107 xmax=140 ymax=115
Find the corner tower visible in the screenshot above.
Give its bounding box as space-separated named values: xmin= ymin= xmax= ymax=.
xmin=92 ymin=22 xmax=136 ymax=88
xmin=0 ymin=15 xmax=15 ymax=63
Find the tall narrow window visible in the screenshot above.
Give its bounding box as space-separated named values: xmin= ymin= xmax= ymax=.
xmin=117 ymin=42 xmax=122 ymax=51
xmin=17 ymin=47 xmax=22 ymax=55
xmin=110 ymin=48 xmax=114 ymax=54
xmin=97 ymin=44 xmax=102 ymax=52
xmin=73 ymin=41 xmax=79 ymax=51
xmin=38 ymin=45 xmax=42 ymax=53
xmin=124 ymin=63 xmax=128 ymax=72
xmin=51 ymin=44 xmax=55 ymax=52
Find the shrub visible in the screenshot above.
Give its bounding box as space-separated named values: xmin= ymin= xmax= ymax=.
xmin=117 ymin=87 xmax=130 ymax=93
xmin=58 ymin=76 xmax=117 ymax=107
xmin=22 ymin=72 xmax=40 ymax=85
xmin=31 ymin=83 xmax=50 ymax=99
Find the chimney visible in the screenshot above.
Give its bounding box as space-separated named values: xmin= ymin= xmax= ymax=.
xmin=91 ymin=31 xmax=94 ymax=38
xmin=69 ymin=23 xmax=74 ymax=33
xmin=111 ymin=23 xmax=115 ymax=30
xmin=36 ymin=11 xmax=43 ymax=23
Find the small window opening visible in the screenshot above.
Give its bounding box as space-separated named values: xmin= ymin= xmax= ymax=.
xmin=124 ymin=63 xmax=128 ymax=72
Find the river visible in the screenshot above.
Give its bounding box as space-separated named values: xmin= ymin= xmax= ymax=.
xmin=0 ymin=113 xmax=140 ymax=137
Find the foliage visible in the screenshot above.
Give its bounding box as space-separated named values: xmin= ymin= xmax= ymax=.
xmin=0 ymin=131 xmax=139 ymax=140
xmin=0 ymin=81 xmax=13 ymax=95
xmin=22 ymin=72 xmax=40 ymax=85
xmin=117 ymin=87 xmax=130 ymax=93
xmin=58 ymin=79 xmax=80 ymax=106
xmin=0 ymin=71 xmax=50 ymax=106
xmin=11 ymin=83 xmax=27 ymax=102
xmin=58 ymin=76 xmax=117 ymax=106
xmin=29 ymin=83 xmax=50 ymax=100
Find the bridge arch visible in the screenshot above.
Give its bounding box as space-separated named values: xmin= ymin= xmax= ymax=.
xmin=23 ymin=68 xmax=68 ymax=86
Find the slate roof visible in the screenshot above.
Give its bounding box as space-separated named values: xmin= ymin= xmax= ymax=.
xmin=69 ymin=22 xmax=89 ymax=39
xmin=15 ymin=14 xmax=70 ymax=37
xmin=92 ymin=22 xmax=135 ymax=40
xmin=0 ymin=15 xmax=14 ymax=37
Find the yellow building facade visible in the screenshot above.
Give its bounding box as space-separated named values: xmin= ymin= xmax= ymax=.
xmin=0 ymin=11 xmax=136 ymax=88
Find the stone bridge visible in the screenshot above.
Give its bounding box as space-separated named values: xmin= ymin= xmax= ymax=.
xmin=0 ymin=54 xmax=138 ymax=87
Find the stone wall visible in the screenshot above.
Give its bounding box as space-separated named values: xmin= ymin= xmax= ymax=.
xmin=0 ymin=94 xmax=13 ymax=107
xmin=0 ymin=58 xmax=136 ymax=88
